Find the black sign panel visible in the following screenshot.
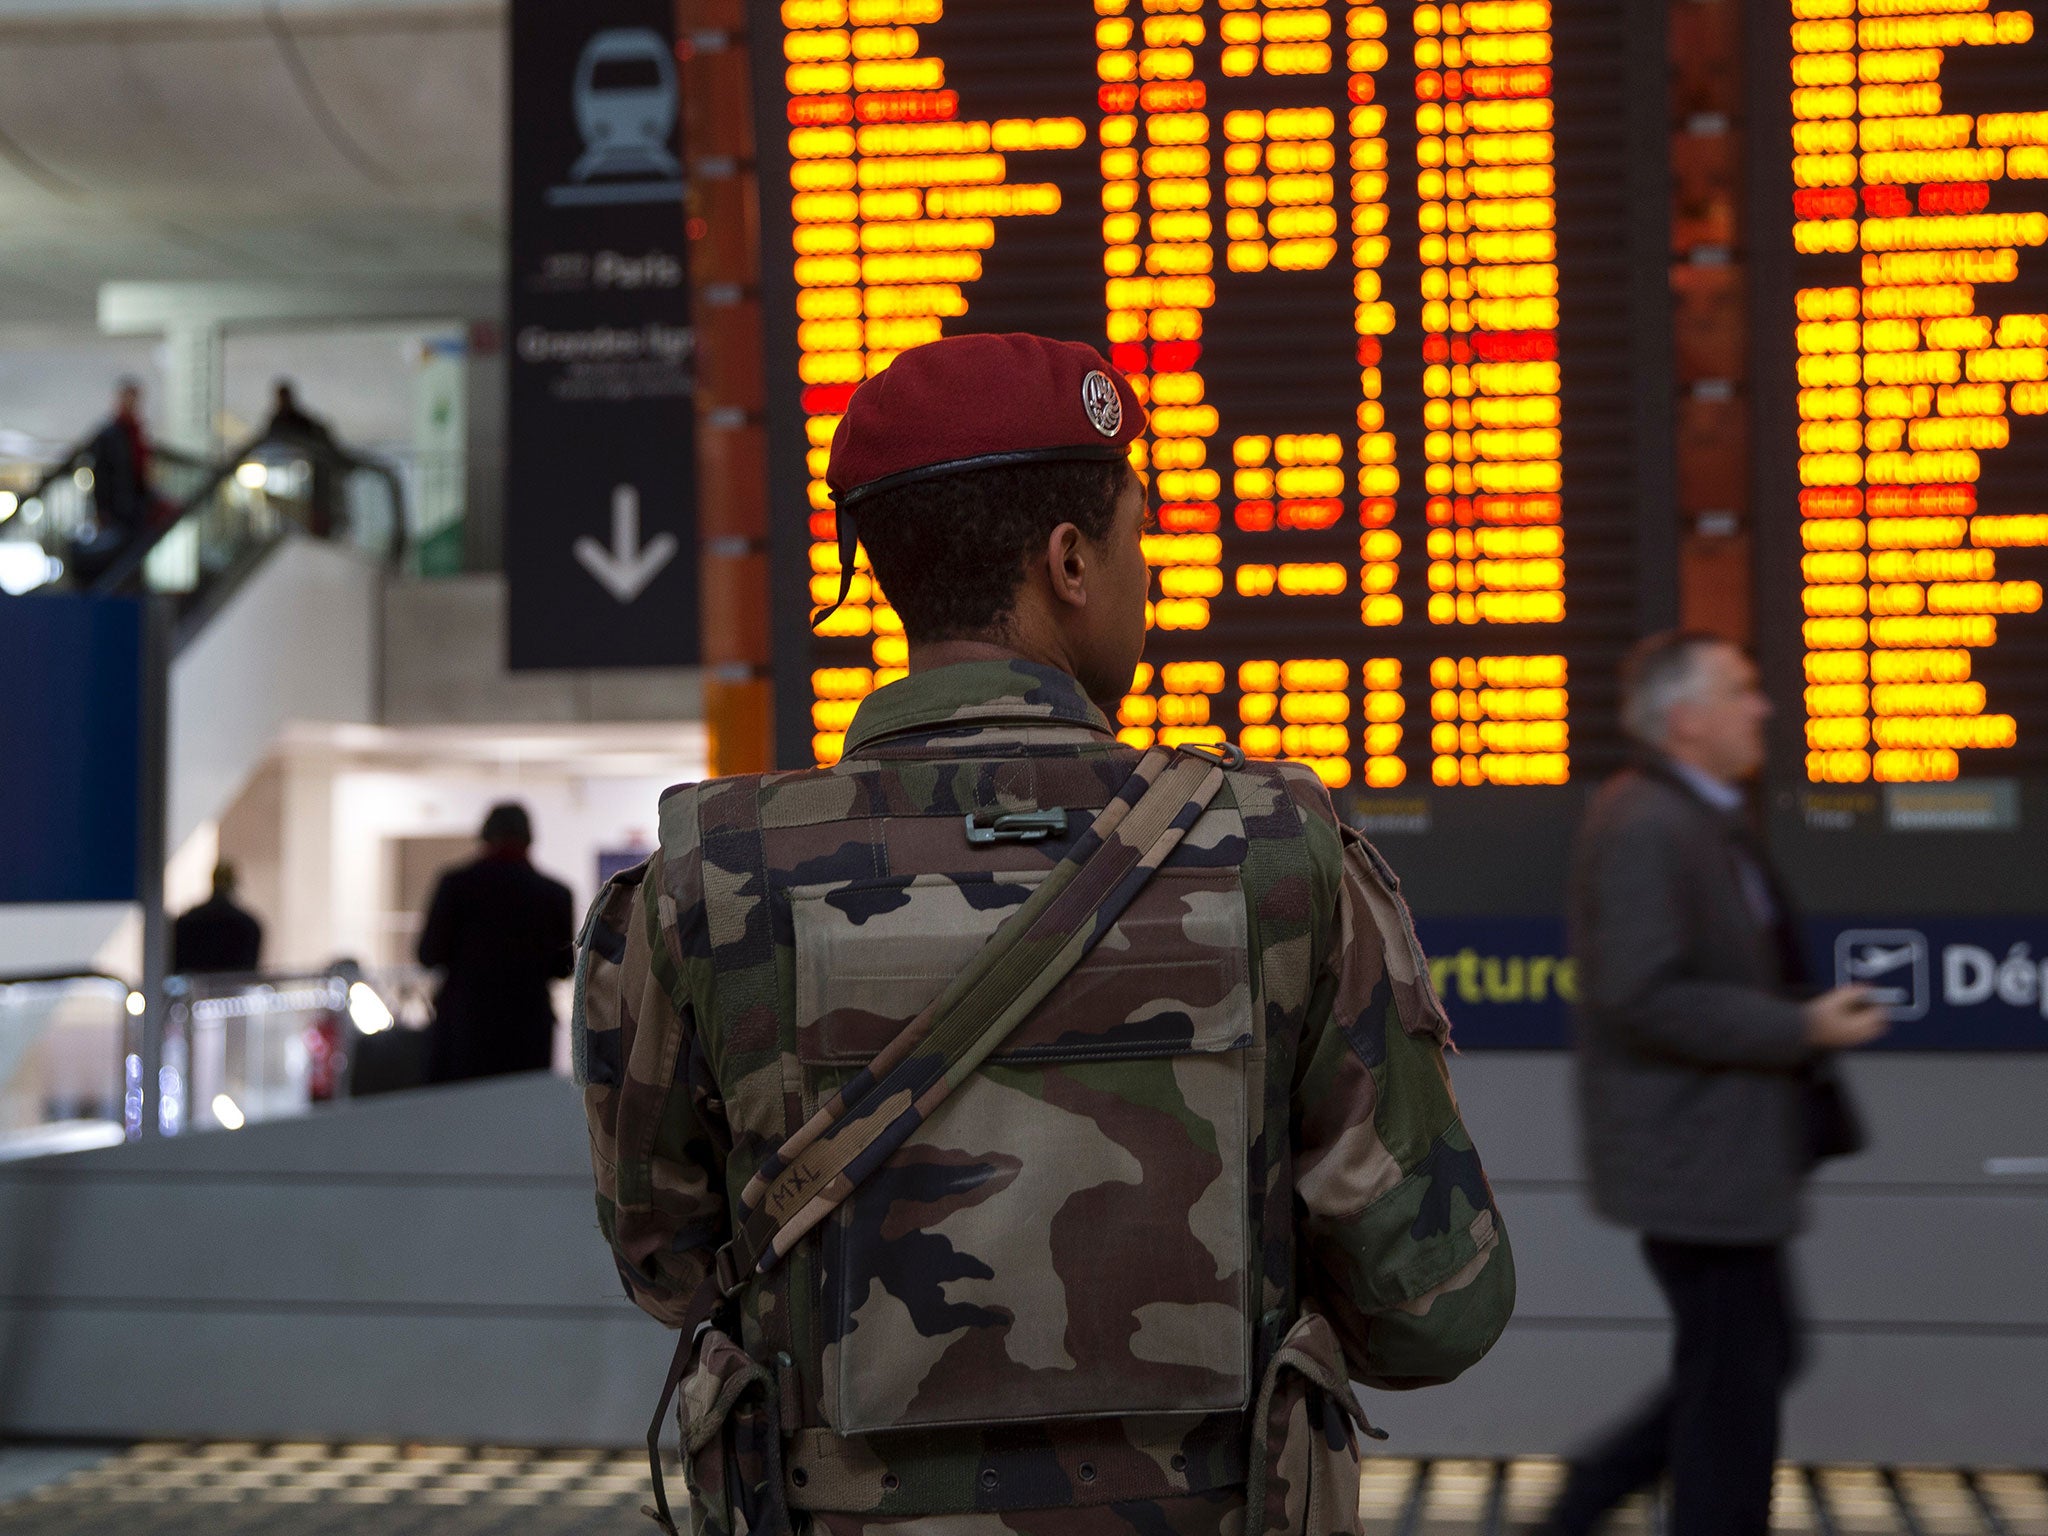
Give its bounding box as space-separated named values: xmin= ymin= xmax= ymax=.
xmin=507 ymin=0 xmax=697 ymax=669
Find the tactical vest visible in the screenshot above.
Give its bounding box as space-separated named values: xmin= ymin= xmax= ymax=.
xmin=641 ymin=733 xmax=1373 ymax=1533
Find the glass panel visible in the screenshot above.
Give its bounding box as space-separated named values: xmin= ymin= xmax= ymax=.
xmin=0 ymin=974 xmax=131 ymax=1160
xmin=163 ymin=972 xmax=352 ymax=1134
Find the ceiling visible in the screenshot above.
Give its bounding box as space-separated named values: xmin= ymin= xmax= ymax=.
xmin=0 ymin=0 xmax=505 ymax=326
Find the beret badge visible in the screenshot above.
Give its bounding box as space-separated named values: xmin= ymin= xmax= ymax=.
xmin=1081 ymin=370 xmax=1123 ymax=438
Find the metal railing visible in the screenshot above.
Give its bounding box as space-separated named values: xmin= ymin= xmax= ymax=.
xmin=0 ymin=965 xmax=435 ymax=1160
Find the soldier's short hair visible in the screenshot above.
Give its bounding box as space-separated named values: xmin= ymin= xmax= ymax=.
xmin=1620 ymin=629 xmax=1735 ymax=747
xmin=856 ymin=459 xmax=1128 ymax=644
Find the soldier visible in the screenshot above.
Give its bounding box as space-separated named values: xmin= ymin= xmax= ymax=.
xmin=576 ymin=333 xmax=1514 ymax=1536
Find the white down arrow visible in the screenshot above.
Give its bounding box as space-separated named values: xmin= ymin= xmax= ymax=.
xmin=575 ymin=485 xmax=678 ymax=603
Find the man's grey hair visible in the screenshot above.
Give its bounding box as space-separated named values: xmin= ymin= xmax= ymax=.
xmin=1620 ymin=630 xmax=1733 ymax=747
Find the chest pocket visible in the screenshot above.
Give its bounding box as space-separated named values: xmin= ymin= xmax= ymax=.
xmin=789 ymin=864 xmax=1258 ymax=1436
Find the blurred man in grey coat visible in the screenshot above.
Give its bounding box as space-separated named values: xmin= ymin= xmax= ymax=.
xmin=1547 ymin=631 xmax=1887 ymax=1536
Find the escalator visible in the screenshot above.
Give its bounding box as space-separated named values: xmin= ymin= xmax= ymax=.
xmin=0 ymin=432 xmax=212 ymax=598
xmin=0 ymin=424 xmax=407 ymax=635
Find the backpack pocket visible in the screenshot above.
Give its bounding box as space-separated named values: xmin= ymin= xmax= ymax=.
xmin=678 ymin=1329 xmax=789 ymax=1536
xmin=789 ymin=865 xmax=1258 ymax=1436
xmin=1246 ymin=1308 xmax=1377 ymax=1536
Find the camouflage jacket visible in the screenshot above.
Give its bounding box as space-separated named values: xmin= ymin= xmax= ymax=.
xmin=575 ymin=660 xmax=1513 ymax=1533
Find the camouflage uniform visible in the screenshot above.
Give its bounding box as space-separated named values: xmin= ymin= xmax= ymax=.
xmin=576 ymin=659 xmax=1514 ymax=1535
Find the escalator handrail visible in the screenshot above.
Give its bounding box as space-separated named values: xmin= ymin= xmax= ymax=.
xmin=277 ymin=433 xmax=411 ymax=566
xmin=14 ymin=433 xmax=97 ymax=512
xmin=86 ymin=431 xmax=258 ymax=593
xmin=88 ymin=430 xmax=409 ymax=596
xmin=11 ymin=436 xmax=214 ymax=525
xmin=356 ymin=456 xmax=411 ymax=562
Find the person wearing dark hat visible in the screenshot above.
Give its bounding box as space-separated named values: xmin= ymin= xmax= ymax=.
xmin=572 ymin=333 xmax=1513 ymax=1536
xmin=418 ymin=801 xmax=574 ymax=1083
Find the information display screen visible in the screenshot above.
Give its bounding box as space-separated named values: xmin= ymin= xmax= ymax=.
xmin=1753 ymin=0 xmax=2048 ymax=907
xmin=1750 ymin=0 xmax=2047 ymax=1035
xmin=753 ymin=0 xmax=1671 ymax=912
xmin=1767 ymin=0 xmax=2048 ymax=794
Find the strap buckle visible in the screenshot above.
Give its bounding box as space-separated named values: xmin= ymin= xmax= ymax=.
xmin=963 ymin=807 xmax=1069 ymax=844
xmin=713 ymin=1241 xmax=747 ymax=1299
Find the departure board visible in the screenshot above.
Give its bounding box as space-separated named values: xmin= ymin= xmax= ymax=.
xmin=1750 ymin=0 xmax=2047 ymax=972
xmin=1763 ymin=0 xmax=2048 ymax=791
xmin=753 ymin=0 xmax=1672 ymax=902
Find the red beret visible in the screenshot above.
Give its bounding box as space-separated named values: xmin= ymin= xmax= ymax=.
xmin=826 ymin=333 xmax=1145 ymax=510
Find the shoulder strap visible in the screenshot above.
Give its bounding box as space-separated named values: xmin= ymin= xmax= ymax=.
xmin=638 ymin=740 xmax=1239 ymax=1534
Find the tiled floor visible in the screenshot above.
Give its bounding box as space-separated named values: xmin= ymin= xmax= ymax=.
xmin=2 ymin=1445 xmax=2044 ymax=1536
xmin=1361 ymin=1461 xmax=2048 ymax=1536
xmin=0 ymin=1442 xmax=670 ymax=1535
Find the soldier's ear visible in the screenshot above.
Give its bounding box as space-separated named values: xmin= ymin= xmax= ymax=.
xmin=1044 ymin=521 xmax=1091 ymax=609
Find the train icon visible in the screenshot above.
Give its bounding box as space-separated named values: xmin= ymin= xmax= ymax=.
xmin=569 ymin=28 xmax=681 ymax=184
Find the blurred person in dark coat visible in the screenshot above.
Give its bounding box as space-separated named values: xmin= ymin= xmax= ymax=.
xmin=1546 ymin=631 xmax=1888 ymax=1536
xmin=74 ymin=377 xmax=166 ymax=582
xmin=89 ymin=377 xmax=156 ymax=533
xmin=171 ymin=862 xmax=263 ymax=975
xmin=262 ymin=380 xmax=345 ymax=537
xmin=418 ymin=802 xmax=574 ymax=1082
xmin=262 ymin=380 xmax=338 ymax=451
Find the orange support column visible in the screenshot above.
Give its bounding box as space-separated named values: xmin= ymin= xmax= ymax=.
xmin=679 ymin=0 xmax=774 ymax=774
xmin=1671 ymin=0 xmax=1753 ymax=644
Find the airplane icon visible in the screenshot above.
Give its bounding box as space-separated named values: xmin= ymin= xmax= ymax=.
xmin=1843 ymin=943 xmax=1917 ymax=980
xmin=1833 ymin=929 xmax=1929 ymax=1021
